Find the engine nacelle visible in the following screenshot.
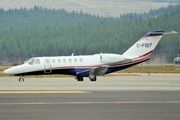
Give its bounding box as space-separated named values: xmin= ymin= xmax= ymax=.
xmin=100 ymin=53 xmax=126 ymax=64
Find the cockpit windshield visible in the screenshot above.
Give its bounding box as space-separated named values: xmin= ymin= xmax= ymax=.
xmin=26 ymin=58 xmax=35 ymax=65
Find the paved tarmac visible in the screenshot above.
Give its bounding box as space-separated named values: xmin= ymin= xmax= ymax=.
xmin=0 ymin=74 xmax=180 ymax=120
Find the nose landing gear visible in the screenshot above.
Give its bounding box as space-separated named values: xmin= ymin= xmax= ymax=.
xmin=19 ymin=77 xmax=25 ymax=82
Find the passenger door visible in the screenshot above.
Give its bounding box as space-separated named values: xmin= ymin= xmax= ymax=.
xmin=44 ymin=58 xmax=52 ymax=73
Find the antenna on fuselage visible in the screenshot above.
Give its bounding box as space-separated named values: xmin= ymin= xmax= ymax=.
xmin=71 ymin=53 xmax=74 ymax=56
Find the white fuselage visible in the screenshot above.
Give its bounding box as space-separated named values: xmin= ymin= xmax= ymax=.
xmin=4 ymin=53 xmax=129 ymax=76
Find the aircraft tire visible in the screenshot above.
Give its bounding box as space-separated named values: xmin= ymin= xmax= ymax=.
xmin=19 ymin=77 xmax=24 ymax=82
xmin=77 ymin=76 xmax=83 ymax=81
xmin=90 ymin=77 xmax=97 ymax=81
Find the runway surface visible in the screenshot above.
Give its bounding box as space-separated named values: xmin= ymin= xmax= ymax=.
xmin=0 ymin=74 xmax=180 ymax=120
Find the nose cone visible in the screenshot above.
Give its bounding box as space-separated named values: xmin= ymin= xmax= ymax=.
xmin=4 ymin=69 xmax=13 ymax=75
xmin=4 ymin=65 xmax=26 ymax=76
xmin=3 ymin=66 xmax=17 ymax=75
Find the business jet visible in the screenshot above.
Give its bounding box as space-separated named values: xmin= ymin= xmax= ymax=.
xmin=4 ymin=30 xmax=177 ymax=82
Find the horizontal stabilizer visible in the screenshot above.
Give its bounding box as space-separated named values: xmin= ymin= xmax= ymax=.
xmin=162 ymin=31 xmax=178 ymax=35
xmin=145 ymin=30 xmax=177 ymax=36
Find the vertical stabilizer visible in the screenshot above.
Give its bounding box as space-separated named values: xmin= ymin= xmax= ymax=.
xmin=122 ymin=30 xmax=177 ymax=58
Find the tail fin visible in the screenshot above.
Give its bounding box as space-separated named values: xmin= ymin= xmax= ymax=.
xmin=122 ymin=30 xmax=177 ymax=58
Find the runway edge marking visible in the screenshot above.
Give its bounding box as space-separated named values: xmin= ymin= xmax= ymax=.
xmin=0 ymin=90 xmax=91 ymax=94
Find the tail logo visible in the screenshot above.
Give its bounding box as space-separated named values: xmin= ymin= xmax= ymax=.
xmin=136 ymin=43 xmax=152 ymax=48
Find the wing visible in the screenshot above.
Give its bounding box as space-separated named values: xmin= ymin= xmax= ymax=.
xmin=76 ymin=65 xmax=109 ymax=77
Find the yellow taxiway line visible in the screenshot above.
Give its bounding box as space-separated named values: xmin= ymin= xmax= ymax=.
xmin=0 ymin=91 xmax=91 ymax=94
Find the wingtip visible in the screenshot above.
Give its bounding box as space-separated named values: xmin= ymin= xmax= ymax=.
xmin=162 ymin=31 xmax=178 ymax=35
xmin=172 ymin=31 xmax=178 ymax=34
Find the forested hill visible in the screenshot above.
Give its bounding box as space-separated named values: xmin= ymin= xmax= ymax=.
xmin=0 ymin=5 xmax=180 ymax=63
xmin=0 ymin=6 xmax=118 ymax=30
xmin=0 ymin=4 xmax=180 ymax=30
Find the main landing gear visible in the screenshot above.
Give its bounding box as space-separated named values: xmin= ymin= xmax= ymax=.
xmin=75 ymin=76 xmax=97 ymax=82
xmin=89 ymin=77 xmax=97 ymax=81
xmin=76 ymin=76 xmax=84 ymax=81
xmin=89 ymin=74 xmax=97 ymax=81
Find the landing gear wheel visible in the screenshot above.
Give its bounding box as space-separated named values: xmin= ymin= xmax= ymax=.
xmin=76 ymin=76 xmax=83 ymax=81
xmin=90 ymin=77 xmax=97 ymax=81
xmin=19 ymin=77 xmax=24 ymax=82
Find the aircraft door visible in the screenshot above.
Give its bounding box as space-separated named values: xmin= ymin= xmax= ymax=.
xmin=44 ymin=58 xmax=52 ymax=73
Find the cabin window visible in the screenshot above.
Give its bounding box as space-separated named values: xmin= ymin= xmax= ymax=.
xmin=34 ymin=59 xmax=40 ymax=64
xmin=58 ymin=59 xmax=61 ymax=63
xmin=27 ymin=58 xmax=35 ymax=65
xmin=69 ymin=59 xmax=72 ymax=63
xmin=46 ymin=59 xmax=49 ymax=64
xmin=79 ymin=58 xmax=83 ymax=62
xmin=63 ymin=59 xmax=66 ymax=63
xmin=52 ymin=59 xmax=55 ymax=63
xmin=74 ymin=59 xmax=77 ymax=63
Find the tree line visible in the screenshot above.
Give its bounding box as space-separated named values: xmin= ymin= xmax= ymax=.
xmin=0 ymin=6 xmax=118 ymax=30
xmin=0 ymin=4 xmax=180 ymax=30
xmin=120 ymin=4 xmax=180 ymax=20
xmin=0 ymin=4 xmax=180 ymax=63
